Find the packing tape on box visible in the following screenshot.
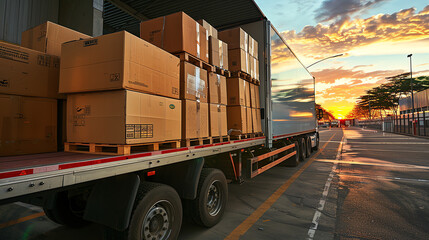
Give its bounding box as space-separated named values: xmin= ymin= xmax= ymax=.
xmin=219 ymin=40 xmax=223 ymax=69
xmin=245 ymin=51 xmax=249 ymax=73
xmin=161 ymin=16 xmax=166 ymax=48
xmin=206 ymin=29 xmax=209 ymax=59
xmin=196 ymin=99 xmax=201 ymax=138
xmin=186 ymin=66 xmax=206 ymax=100
xmin=217 ymin=104 xmax=222 ymax=137
xmin=243 ymin=79 xmax=246 ymax=106
xmin=216 ymin=74 xmax=221 ymax=103
xmin=254 ymin=58 xmax=257 ymax=79
xmin=196 ymin=22 xmax=200 ymax=58
xmin=244 ymin=32 xmax=248 ymax=52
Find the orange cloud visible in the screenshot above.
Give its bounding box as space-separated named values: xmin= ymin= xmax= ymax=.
xmin=283 ymin=5 xmax=429 ymax=58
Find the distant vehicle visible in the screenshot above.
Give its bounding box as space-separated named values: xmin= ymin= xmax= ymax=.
xmin=331 ymin=120 xmax=339 ymax=127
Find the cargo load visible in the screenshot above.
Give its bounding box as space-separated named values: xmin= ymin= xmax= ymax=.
xmin=59 ymin=31 xmax=180 ymax=99
xmin=219 ymin=28 xmax=248 ymax=51
xmin=140 ymin=12 xmax=209 ymax=62
xmin=227 ymin=78 xmax=250 ymax=107
xmin=197 ymin=19 xmax=218 ymax=38
xmin=182 ymin=100 xmax=209 ymax=139
xmin=66 ymin=90 xmax=181 ymax=144
xmin=0 ymin=42 xmax=61 ymax=99
xmin=180 ymin=62 xmax=208 ymax=102
xmin=0 ymin=94 xmax=57 ymax=156
xmin=209 ymin=104 xmax=227 ymax=137
xmin=208 ymin=72 xmax=227 ymax=105
xmin=21 ymin=21 xmax=90 ymax=57
xmin=209 ymin=36 xmax=228 ymax=70
xmin=227 ymin=105 xmax=248 ymax=135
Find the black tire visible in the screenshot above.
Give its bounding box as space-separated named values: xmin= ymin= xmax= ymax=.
xmin=298 ymin=138 xmax=306 ymax=161
xmin=189 ymin=168 xmax=228 ymax=227
xmin=104 ymin=182 xmax=182 ymax=240
xmin=286 ymin=141 xmax=300 ymax=167
xmin=305 ymin=137 xmax=312 ymax=158
xmin=312 ymin=133 xmax=320 ymax=151
xmin=43 ymin=191 xmax=88 ymax=227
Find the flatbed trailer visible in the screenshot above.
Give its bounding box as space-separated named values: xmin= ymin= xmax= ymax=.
xmin=0 ymin=1 xmax=320 ymax=239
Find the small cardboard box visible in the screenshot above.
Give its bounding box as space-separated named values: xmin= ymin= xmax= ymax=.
xmin=182 ymin=100 xmax=209 ymax=139
xmin=208 ymin=72 xmax=227 ymax=105
xmin=60 ymin=31 xmax=180 ymax=99
xmin=180 ymin=61 xmax=208 ymax=102
xmin=228 ymin=49 xmax=250 ymax=74
xmin=226 ymin=77 xmax=246 ymax=106
xmin=209 ymin=104 xmax=227 ymax=137
xmin=219 ymin=27 xmax=248 ymax=51
xmin=246 ymin=107 xmax=253 ymax=133
xmin=253 ymin=108 xmax=262 ymax=133
xmin=67 ymin=90 xmax=181 ymax=144
xmin=248 ymin=35 xmax=258 ymax=59
xmin=140 ymin=12 xmax=209 ymax=62
xmin=0 ymin=94 xmax=57 ymax=156
xmin=21 ymin=21 xmax=90 ymax=57
xmin=227 ymin=106 xmax=247 ymax=135
xmin=209 ymin=36 xmax=228 ymax=69
xmin=0 ymin=42 xmax=62 ymax=99
xmin=197 ymin=19 xmax=218 ymax=38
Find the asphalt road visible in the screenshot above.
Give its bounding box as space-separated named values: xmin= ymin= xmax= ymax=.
xmin=0 ymin=127 xmax=428 ymax=240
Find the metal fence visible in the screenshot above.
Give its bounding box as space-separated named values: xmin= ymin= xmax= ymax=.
xmin=358 ymin=111 xmax=429 ymax=137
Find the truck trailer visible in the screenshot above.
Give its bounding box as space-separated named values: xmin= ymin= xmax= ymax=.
xmin=0 ymin=1 xmax=319 ymax=239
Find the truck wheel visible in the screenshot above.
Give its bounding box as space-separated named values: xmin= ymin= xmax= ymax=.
xmin=104 ymin=182 xmax=182 ymax=240
xmin=312 ymin=133 xmax=320 ymax=151
xmin=286 ymin=141 xmax=300 ymax=166
xmin=43 ymin=191 xmax=88 ymax=227
xmin=190 ymin=168 xmax=228 ymax=227
xmin=305 ymin=137 xmax=312 ymax=158
xmin=298 ymin=138 xmax=306 ymax=161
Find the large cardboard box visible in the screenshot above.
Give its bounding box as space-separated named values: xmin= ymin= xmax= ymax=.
xmin=208 ymin=72 xmax=227 ymax=105
xmin=67 ymin=90 xmax=181 ymax=144
xmin=60 ymin=31 xmax=180 ymax=99
xmin=21 ymin=21 xmax=90 ymax=57
xmin=209 ymin=36 xmax=228 ymax=69
xmin=197 ymin=19 xmax=218 ymax=38
xmin=246 ymin=107 xmax=252 ymax=133
xmin=0 ymin=42 xmax=61 ymax=99
xmin=180 ymin=62 xmax=208 ymax=102
xmin=250 ymin=83 xmax=256 ymax=108
xmin=249 ymin=56 xmax=260 ymax=80
xmin=253 ymin=108 xmax=262 ymax=133
xmin=219 ymin=27 xmax=248 ymax=51
xmin=226 ymin=78 xmax=245 ymax=106
xmin=227 ymin=106 xmax=247 ymax=135
xmin=228 ymin=49 xmax=250 ymax=74
xmin=140 ymin=12 xmax=209 ymax=62
xmin=0 ymin=94 xmax=57 ymax=156
xmin=248 ymin=35 xmax=258 ymax=59
xmin=209 ymin=104 xmax=227 ymax=137
xmin=254 ymin=84 xmax=260 ymax=108
xmin=182 ymin=100 xmax=209 ymax=139
xmin=245 ymin=80 xmax=251 ymax=107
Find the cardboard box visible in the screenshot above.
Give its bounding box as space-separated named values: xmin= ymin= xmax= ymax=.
xmin=140 ymin=12 xmax=209 ymax=62
xmin=246 ymin=107 xmax=252 ymax=133
xmin=0 ymin=94 xmax=57 ymax=156
xmin=209 ymin=36 xmax=228 ymax=69
xmin=248 ymin=35 xmax=258 ymax=59
xmin=227 ymin=106 xmax=247 ymax=135
xmin=0 ymin=42 xmax=62 ymax=99
xmin=209 ymin=104 xmax=227 ymax=137
xmin=249 ymin=56 xmax=260 ymax=80
xmin=255 ymin=84 xmax=260 ymax=108
xmin=59 ymin=31 xmax=180 ymax=99
xmin=226 ymin=77 xmax=246 ymax=106
xmin=67 ymin=90 xmax=181 ymax=144
xmin=182 ymin=100 xmax=209 ymax=139
xmin=219 ymin=27 xmax=248 ymax=51
xmin=197 ymin=19 xmax=218 ymax=38
xmin=250 ymin=83 xmax=256 ymax=108
xmin=208 ymin=72 xmax=227 ymax=105
xmin=21 ymin=21 xmax=90 ymax=57
xmin=180 ymin=61 xmax=208 ymax=102
xmin=228 ymin=49 xmax=250 ymax=74
xmin=245 ymin=80 xmax=251 ymax=107
xmin=253 ymin=108 xmax=262 ymax=133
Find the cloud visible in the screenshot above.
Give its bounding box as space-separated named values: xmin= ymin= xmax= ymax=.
xmin=315 ymin=0 xmax=387 ymax=22
xmin=283 ymin=5 xmax=429 ymax=59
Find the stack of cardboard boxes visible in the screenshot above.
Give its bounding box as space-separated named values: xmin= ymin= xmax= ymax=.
xmin=0 ymin=22 xmax=89 ymax=156
xmin=219 ymin=27 xmax=262 ymax=135
xmin=59 ymin=31 xmax=182 ymax=145
xmin=140 ymin=12 xmax=214 ymax=141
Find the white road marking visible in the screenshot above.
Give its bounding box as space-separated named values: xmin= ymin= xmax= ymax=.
xmin=336 ymin=173 xmax=429 ymax=184
xmin=14 ymin=202 xmax=42 ymax=212
xmin=345 ymin=148 xmax=429 ymax=153
xmin=307 ymin=136 xmax=344 ymax=240
xmin=316 ymin=159 xmax=429 ymax=170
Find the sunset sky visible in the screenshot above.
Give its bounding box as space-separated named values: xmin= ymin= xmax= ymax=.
xmin=255 ymin=0 xmax=429 ymax=119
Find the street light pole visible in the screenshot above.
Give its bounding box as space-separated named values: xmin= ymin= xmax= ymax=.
xmin=307 ymin=53 xmax=344 ymax=69
xmin=408 ymin=54 xmax=414 ymax=123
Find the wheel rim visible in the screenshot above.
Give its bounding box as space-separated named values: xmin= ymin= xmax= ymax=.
xmin=206 ymin=180 xmax=223 ymax=216
xmin=142 ymin=200 xmax=173 ymax=240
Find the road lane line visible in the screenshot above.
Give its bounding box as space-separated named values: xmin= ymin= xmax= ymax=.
xmin=316 ymin=160 xmax=429 ymax=170
xmin=343 ymin=148 xmax=429 ymax=153
xmin=307 ymin=133 xmax=344 ymax=240
xmin=0 ymin=211 xmax=45 ymax=229
xmin=225 ymin=132 xmax=338 ymax=240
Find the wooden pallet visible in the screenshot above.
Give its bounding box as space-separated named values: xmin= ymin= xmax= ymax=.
xmin=64 ymin=140 xmax=181 ymax=155
xmin=211 ymin=135 xmax=231 ymax=143
xmin=214 ymin=67 xmax=231 ymax=77
xmin=175 ymin=52 xmax=214 ymax=72
xmin=181 ymin=137 xmax=212 ymax=147
xmin=230 ymin=132 xmax=263 ymax=140
xmin=230 ymin=71 xmax=260 ymax=84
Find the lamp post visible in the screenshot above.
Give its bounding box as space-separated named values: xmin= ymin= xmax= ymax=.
xmin=407 ymin=54 xmax=414 ymax=123
xmin=307 ymin=53 xmax=344 ymax=69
